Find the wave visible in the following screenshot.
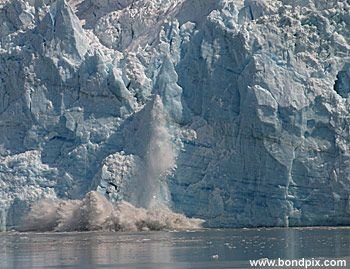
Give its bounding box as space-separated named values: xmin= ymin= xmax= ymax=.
xmin=19 ymin=191 xmax=204 ymax=232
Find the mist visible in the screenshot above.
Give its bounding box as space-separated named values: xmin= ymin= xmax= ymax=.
xmin=19 ymin=191 xmax=203 ymax=232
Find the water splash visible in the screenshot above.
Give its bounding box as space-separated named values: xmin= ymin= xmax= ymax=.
xmin=19 ymin=191 xmax=203 ymax=232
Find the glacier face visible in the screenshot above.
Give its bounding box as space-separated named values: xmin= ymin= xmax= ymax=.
xmin=1 ymin=0 xmax=350 ymax=230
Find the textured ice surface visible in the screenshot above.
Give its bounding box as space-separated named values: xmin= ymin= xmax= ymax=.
xmin=1 ymin=0 xmax=350 ymax=230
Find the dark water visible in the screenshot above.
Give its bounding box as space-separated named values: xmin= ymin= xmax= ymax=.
xmin=1 ymin=228 xmax=350 ymax=269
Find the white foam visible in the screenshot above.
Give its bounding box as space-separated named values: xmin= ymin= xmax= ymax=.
xmin=19 ymin=191 xmax=204 ymax=232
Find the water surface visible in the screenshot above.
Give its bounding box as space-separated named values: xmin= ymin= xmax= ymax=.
xmin=1 ymin=227 xmax=350 ymax=269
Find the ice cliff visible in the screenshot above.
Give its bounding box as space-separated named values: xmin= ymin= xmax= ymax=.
xmin=1 ymin=0 xmax=350 ymax=230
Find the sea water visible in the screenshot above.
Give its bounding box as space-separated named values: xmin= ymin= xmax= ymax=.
xmin=1 ymin=227 xmax=350 ymax=269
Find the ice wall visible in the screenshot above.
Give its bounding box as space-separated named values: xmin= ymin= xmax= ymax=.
xmin=1 ymin=0 xmax=350 ymax=229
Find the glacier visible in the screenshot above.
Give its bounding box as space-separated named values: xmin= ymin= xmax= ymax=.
xmin=1 ymin=0 xmax=350 ymax=231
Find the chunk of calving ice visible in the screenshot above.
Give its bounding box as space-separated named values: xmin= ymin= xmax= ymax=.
xmin=212 ymin=254 xmax=219 ymax=260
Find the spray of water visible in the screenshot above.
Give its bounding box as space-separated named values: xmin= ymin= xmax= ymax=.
xmin=19 ymin=191 xmax=203 ymax=232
